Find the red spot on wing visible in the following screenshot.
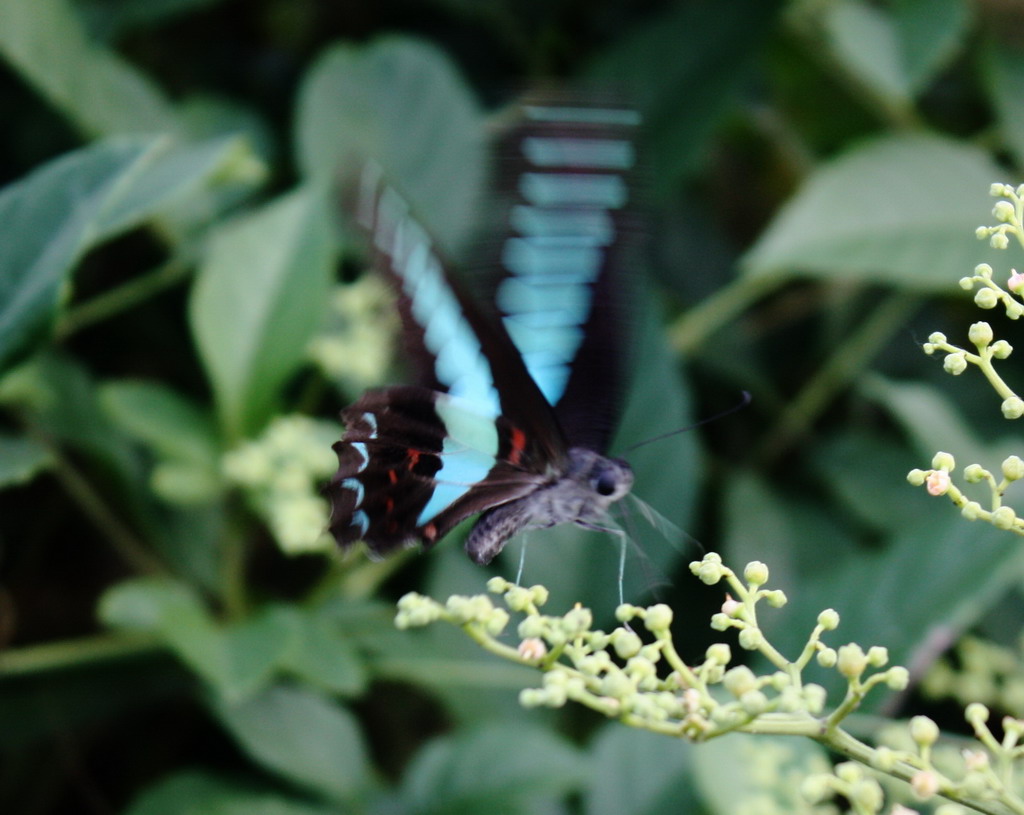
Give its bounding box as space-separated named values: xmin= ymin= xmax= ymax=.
xmin=385 ymin=497 xmax=394 ymax=514
xmin=388 ymin=469 xmax=398 ymax=485
xmin=407 ymin=449 xmax=420 ymax=470
xmin=509 ymin=426 xmax=527 ymax=466
xmin=423 ymin=522 xmax=438 ymax=541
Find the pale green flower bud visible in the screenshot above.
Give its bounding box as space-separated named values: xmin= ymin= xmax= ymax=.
xmin=644 ymin=604 xmax=673 ymax=631
xmin=872 ymin=746 xmax=896 ymax=771
xmin=799 ymin=775 xmax=831 ymax=803
xmin=706 ymin=642 xmax=731 ymax=665
xmin=818 ymin=608 xmax=840 ymax=630
xmin=487 ymin=576 xmax=509 ymax=593
xmin=910 ymin=715 xmax=940 ymax=746
xmin=990 ymin=183 xmax=1008 ymax=196
xmin=928 ymin=331 xmax=947 ymax=344
xmin=992 ymin=506 xmax=1016 ymax=530
xmin=562 ymin=606 xmax=592 ymax=635
xmin=910 ymin=770 xmax=939 ymax=799
xmin=615 ymin=604 xmax=639 ymax=622
xmin=638 ymin=644 xmax=660 ymax=662
xmin=922 ymin=343 xmax=935 ymax=354
xmin=739 ymin=689 xmax=768 ymax=715
xmin=992 ymin=339 xmax=1013 ymax=358
xmin=529 ymin=585 xmax=550 ymax=606
xmin=969 ymin=321 xmax=994 ymax=346
xmin=943 ymin=352 xmax=967 ymax=374
xmin=696 ymin=560 xmax=724 ymax=585
xmin=543 ymin=684 xmax=567 ymax=707
xmin=626 ymin=656 xmax=657 ymax=682
xmin=848 ymin=778 xmax=884 ymax=813
xmin=992 ymin=232 xmax=1011 ymax=250
xmin=743 ymin=561 xmax=769 ymax=586
xmin=907 ymin=469 xmax=926 ymax=486
xmin=504 ymin=586 xmax=533 ymax=612
xmin=710 ymin=613 xmax=731 ymax=631
xmin=886 ymin=666 xmax=909 ymax=690
xmin=518 ymin=616 xmax=545 ymax=639
xmin=1003 ymin=396 xmax=1024 ymax=419
xmin=600 ymin=668 xmax=635 ymax=699
xmin=959 ymin=276 xmax=975 ymax=290
xmin=803 ymin=684 xmax=827 ymax=714
xmin=836 ymin=761 xmax=862 ymax=783
xmin=519 ymin=688 xmax=545 ymax=707
xmin=961 ymin=500 xmax=983 ymax=520
xmin=817 ymin=647 xmax=838 ymax=668
xmin=963 ymin=463 xmax=985 ymax=482
xmin=931 ymin=452 xmax=955 ymax=471
xmin=763 ymin=590 xmax=787 ymax=607
xmin=965 ymin=702 xmax=990 ymax=724
xmin=975 ymin=287 xmax=999 ymax=308
xmin=723 ymin=665 xmax=757 ymax=696
xmin=486 ymin=608 xmax=510 ymax=636
xmin=837 ymin=643 xmax=868 ymax=678
xmin=993 ymin=200 xmax=1015 ymax=222
xmin=612 ymin=629 xmax=643 ymax=659
xmin=976 ymin=226 xmax=991 ymax=240
xmin=867 ymin=646 xmax=888 ymax=666
xmin=738 ymin=627 xmax=763 ymax=650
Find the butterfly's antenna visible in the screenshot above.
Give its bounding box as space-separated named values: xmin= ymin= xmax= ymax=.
xmin=625 ymin=391 xmax=751 ymax=452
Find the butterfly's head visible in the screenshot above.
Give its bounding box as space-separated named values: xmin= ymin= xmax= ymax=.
xmin=568 ymin=448 xmax=634 ymax=506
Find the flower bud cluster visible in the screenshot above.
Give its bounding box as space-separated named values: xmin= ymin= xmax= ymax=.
xmin=396 ymin=549 xmax=1024 ymax=814
xmin=909 ymin=451 xmax=1024 ymax=537
xmin=221 ymin=415 xmax=340 ymax=554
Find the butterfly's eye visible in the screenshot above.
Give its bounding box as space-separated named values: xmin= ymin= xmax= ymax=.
xmin=593 ymin=470 xmax=619 ymax=497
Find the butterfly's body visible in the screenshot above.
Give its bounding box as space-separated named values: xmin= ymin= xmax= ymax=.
xmin=465 ymin=448 xmax=633 ymax=564
xmin=328 ymin=96 xmax=642 ymax=564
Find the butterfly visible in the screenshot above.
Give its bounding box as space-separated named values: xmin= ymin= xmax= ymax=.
xmin=328 ymin=96 xmax=643 ymax=565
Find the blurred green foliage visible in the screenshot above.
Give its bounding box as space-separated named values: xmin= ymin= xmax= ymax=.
xmin=2 ymin=0 xmax=1024 ymax=813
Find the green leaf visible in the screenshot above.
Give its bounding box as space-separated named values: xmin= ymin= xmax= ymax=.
xmin=100 ymin=579 xmax=294 ymax=702
xmin=0 ymin=136 xmax=257 ymax=373
xmin=691 ymin=734 xmax=830 ymax=814
xmin=0 ymin=0 xmax=180 ymax=137
xmin=399 ymin=723 xmax=584 ymax=814
xmin=190 ymin=185 xmax=334 ymax=439
xmin=211 ymin=684 xmax=371 ymax=800
xmin=295 ymin=36 xmax=485 ymax=251
xmin=892 ymin=0 xmax=970 ymax=90
xmin=280 ymin=607 xmax=368 ymax=697
xmin=587 ymin=0 xmax=780 ymax=192
xmin=863 ymin=375 xmax=996 ymax=466
xmin=0 ymin=138 xmax=156 ymax=372
xmin=822 ymin=0 xmax=911 ymax=106
xmin=125 ymin=770 xmax=338 ymax=815
xmin=99 ymin=380 xmax=219 ymax=465
xmin=980 ymin=37 xmax=1024 ymax=171
xmin=583 ymin=725 xmax=698 ymax=815
xmin=0 ymin=434 xmax=51 ymax=487
xmin=742 ymin=134 xmax=1009 ymax=292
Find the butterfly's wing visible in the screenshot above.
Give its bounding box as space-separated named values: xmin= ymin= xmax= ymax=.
xmin=484 ymin=95 xmax=643 ymax=453
xmin=329 ymin=165 xmax=569 ymax=555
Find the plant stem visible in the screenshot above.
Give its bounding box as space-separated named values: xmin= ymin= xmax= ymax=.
xmin=55 ymin=255 xmax=193 ymax=340
xmin=758 ymin=291 xmax=919 ymax=463
xmin=0 ymin=632 xmax=162 ymax=678
xmin=46 ymin=441 xmax=168 ymax=575
xmin=669 ymin=274 xmax=781 ymax=354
